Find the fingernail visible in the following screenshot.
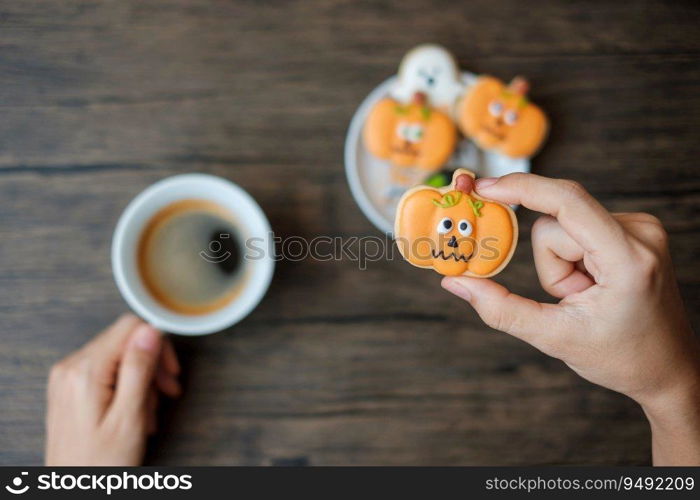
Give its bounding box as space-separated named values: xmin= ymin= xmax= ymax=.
xmin=133 ymin=325 xmax=161 ymax=352
xmin=441 ymin=277 xmax=471 ymax=302
xmin=476 ymin=177 xmax=498 ymax=190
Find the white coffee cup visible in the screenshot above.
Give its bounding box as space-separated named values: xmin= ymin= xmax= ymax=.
xmin=111 ymin=173 xmax=275 ymax=336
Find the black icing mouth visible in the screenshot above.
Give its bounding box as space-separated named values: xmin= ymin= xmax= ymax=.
xmin=481 ymin=125 xmax=506 ymax=141
xmin=432 ymin=249 xmax=474 ymax=263
xmin=392 ymin=143 xmax=418 ymax=156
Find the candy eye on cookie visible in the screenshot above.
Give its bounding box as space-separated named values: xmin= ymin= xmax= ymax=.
xmin=457 ymin=219 xmax=473 ymax=237
xmin=396 ymin=123 xmax=424 ymax=143
xmin=418 ymin=68 xmax=439 ymax=87
xmin=437 ymin=217 xmax=453 ymax=234
xmin=395 ymin=122 xmax=411 ymax=141
xmin=409 ymin=124 xmax=424 ymax=142
xmin=488 ymin=100 xmax=503 ymax=117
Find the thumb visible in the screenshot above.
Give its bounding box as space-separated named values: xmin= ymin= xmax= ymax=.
xmin=111 ymin=324 xmax=162 ymax=419
xmin=442 ymin=276 xmax=565 ymax=355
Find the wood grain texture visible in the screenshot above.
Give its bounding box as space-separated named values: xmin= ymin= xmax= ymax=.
xmin=1 ymin=0 xmax=699 ymax=465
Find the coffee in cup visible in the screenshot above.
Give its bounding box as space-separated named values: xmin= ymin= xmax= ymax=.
xmin=137 ymin=199 xmax=245 ymax=315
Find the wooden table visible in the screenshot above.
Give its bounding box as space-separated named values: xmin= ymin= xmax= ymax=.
xmin=1 ymin=0 xmax=699 ymax=465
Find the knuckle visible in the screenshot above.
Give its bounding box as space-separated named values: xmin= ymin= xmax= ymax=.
xmin=52 ymin=356 xmax=91 ymax=385
xmin=651 ymin=228 xmax=668 ymax=249
xmin=531 ymin=215 xmax=557 ymax=244
xmin=642 ymin=217 xmax=669 ymax=246
xmin=637 ymin=212 xmax=662 ymax=226
xmin=71 ymin=356 xmax=93 ymax=377
xmin=531 ymin=215 xmax=555 ymax=235
xmin=485 ymin=308 xmax=516 ymax=334
xmin=508 ymin=172 xmax=528 ymax=183
xmin=486 ymin=314 xmax=507 ymax=332
xmin=624 ymin=243 xmax=662 ymax=289
xmin=559 ymin=179 xmax=588 ymax=200
xmin=48 ymin=361 xmax=67 ymax=385
xmin=48 ymin=356 xmax=91 ymax=397
xmin=637 ymin=247 xmax=662 ymax=275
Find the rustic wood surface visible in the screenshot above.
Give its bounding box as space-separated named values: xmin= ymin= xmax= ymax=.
xmin=1 ymin=0 xmax=699 ymax=465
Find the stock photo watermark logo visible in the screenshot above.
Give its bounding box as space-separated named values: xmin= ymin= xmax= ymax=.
xmin=199 ymin=233 xmax=235 ymax=264
xmin=3 ymin=471 xmax=192 ymax=496
xmin=198 ymin=232 xmax=502 ymax=270
xmin=5 ymin=472 xmax=29 ymax=495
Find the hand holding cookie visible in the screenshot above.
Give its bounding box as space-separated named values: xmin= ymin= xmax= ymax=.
xmin=442 ymin=173 xmax=700 ymax=465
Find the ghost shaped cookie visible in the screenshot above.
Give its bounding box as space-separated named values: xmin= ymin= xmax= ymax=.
xmin=394 ymin=169 xmax=518 ymax=277
xmin=390 ymin=44 xmax=464 ymax=111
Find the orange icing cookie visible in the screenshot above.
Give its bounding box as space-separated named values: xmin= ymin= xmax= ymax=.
xmin=363 ymin=92 xmax=457 ymax=171
xmin=457 ymin=76 xmax=548 ymax=159
xmin=394 ymin=169 xmax=518 ymax=277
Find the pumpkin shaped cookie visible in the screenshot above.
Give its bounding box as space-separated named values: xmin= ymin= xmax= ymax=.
xmin=457 ymin=76 xmax=548 ymax=159
xmin=363 ymin=92 xmax=457 ymax=171
xmin=394 ymin=169 xmax=517 ymax=277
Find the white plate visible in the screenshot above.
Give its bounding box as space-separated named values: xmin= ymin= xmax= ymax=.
xmin=344 ymin=73 xmax=530 ymax=235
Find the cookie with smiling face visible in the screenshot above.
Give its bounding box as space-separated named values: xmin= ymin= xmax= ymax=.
xmin=457 ymin=76 xmax=549 ymax=159
xmin=363 ymin=92 xmax=457 ymax=171
xmin=394 ymin=169 xmax=518 ymax=277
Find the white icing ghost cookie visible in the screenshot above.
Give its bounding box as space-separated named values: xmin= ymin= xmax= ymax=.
xmin=390 ymin=44 xmax=464 ymax=112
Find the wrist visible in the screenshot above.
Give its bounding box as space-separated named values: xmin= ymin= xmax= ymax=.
xmin=639 ymin=362 xmax=700 ymax=465
xmin=640 ymin=361 xmax=700 ymax=422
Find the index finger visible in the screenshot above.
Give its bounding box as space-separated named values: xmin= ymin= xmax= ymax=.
xmin=84 ymin=314 xmax=142 ymax=358
xmin=475 ymin=173 xmax=628 ymax=263
xmin=81 ymin=314 xmax=147 ymax=384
